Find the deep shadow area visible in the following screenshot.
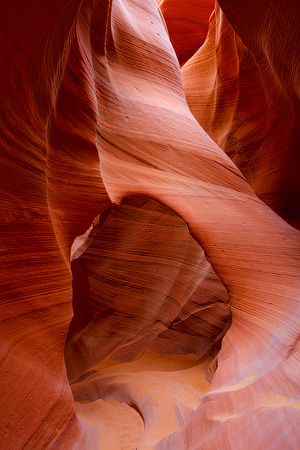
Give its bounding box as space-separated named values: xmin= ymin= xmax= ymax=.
xmin=65 ymin=198 xmax=231 ymax=383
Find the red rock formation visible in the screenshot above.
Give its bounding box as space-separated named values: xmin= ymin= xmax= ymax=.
xmin=157 ymin=0 xmax=214 ymax=65
xmin=1 ymin=0 xmax=300 ymax=449
xmin=181 ymin=2 xmax=300 ymax=230
xmin=65 ymin=199 xmax=229 ymax=381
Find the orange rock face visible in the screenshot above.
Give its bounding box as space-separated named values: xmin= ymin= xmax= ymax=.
xmin=181 ymin=1 xmax=300 ymax=230
xmin=1 ymin=0 xmax=300 ymax=449
xmin=157 ymin=0 xmax=214 ymax=65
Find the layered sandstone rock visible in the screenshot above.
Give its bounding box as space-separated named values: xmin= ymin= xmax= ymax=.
xmin=181 ymin=1 xmax=300 ymax=230
xmin=65 ymin=199 xmax=229 ymax=382
xmin=157 ymin=0 xmax=214 ymax=65
xmin=1 ymin=0 xmax=300 ymax=449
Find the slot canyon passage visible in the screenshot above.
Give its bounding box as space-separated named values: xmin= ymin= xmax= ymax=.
xmin=1 ymin=0 xmax=300 ymax=448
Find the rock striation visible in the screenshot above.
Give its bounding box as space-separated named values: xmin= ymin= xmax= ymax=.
xmin=181 ymin=1 xmax=300 ymax=230
xmin=1 ymin=0 xmax=300 ymax=449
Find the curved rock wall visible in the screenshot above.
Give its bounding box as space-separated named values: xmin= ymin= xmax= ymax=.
xmin=65 ymin=199 xmax=229 ymax=381
xmin=182 ymin=1 xmax=300 ymax=229
xmin=1 ymin=0 xmax=300 ymax=449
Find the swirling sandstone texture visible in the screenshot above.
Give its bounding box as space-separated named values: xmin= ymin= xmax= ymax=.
xmin=1 ymin=0 xmax=300 ymax=449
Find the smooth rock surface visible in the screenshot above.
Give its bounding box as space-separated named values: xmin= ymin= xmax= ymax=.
xmin=1 ymin=0 xmax=300 ymax=449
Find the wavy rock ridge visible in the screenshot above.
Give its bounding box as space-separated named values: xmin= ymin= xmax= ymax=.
xmin=1 ymin=0 xmax=300 ymax=449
